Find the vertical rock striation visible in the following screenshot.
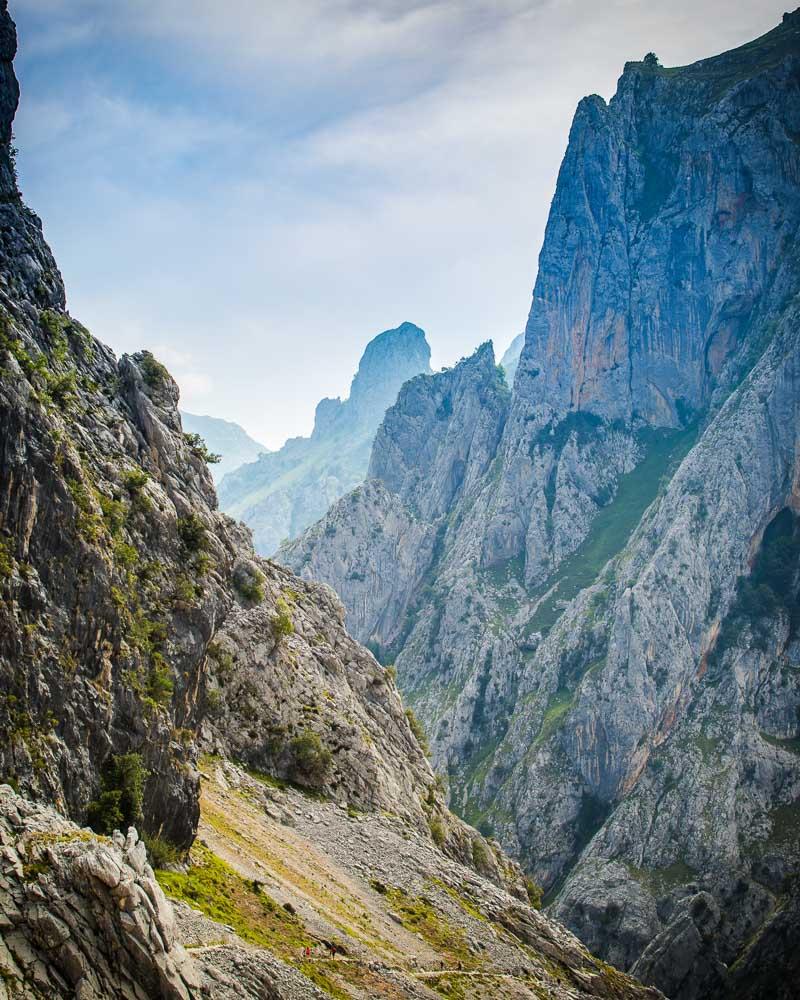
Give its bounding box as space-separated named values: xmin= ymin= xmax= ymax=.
xmin=280 ymin=12 xmax=800 ymax=998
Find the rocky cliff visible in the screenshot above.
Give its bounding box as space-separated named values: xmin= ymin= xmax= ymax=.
xmin=280 ymin=12 xmax=800 ymax=999
xmin=218 ymin=322 xmax=431 ymax=555
xmin=0 ymin=3 xmax=659 ymax=997
xmin=179 ymin=412 xmax=267 ymax=483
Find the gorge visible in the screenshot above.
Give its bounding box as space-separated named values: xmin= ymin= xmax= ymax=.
xmin=281 ymin=11 xmax=800 ymax=999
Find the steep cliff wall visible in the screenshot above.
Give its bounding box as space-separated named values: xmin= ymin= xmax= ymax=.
xmin=280 ymin=12 xmax=800 ymax=998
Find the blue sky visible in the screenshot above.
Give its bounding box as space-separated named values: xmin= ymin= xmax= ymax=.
xmin=12 ymin=0 xmax=780 ymax=448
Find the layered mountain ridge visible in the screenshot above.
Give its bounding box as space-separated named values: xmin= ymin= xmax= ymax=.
xmin=219 ymin=322 xmax=431 ymax=555
xmin=280 ymin=12 xmax=800 ymax=999
xmin=180 ymin=411 xmax=268 ymax=483
xmin=0 ymin=3 xmax=662 ymax=997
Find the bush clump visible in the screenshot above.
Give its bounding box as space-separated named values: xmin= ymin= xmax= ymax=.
xmin=183 ymin=432 xmax=221 ymax=465
xmin=87 ymin=752 xmax=148 ymax=835
xmin=235 ymin=566 xmax=266 ymax=604
xmin=146 ymin=659 xmax=174 ymax=707
xmin=471 ymin=837 xmax=490 ymax=871
xmin=271 ymin=596 xmax=294 ymax=641
xmin=405 ymin=706 xmax=430 ymax=756
xmin=144 ymin=834 xmax=183 ymax=868
xmin=429 ymin=817 xmax=445 ymax=848
xmin=289 ymin=730 xmax=332 ymax=788
xmin=0 ymin=537 xmax=14 ymax=578
xmin=525 ymin=877 xmax=543 ymax=909
xmin=122 ymin=468 xmax=149 ymax=492
xmin=139 ymin=352 xmax=169 ymax=389
xmin=177 ymin=513 xmax=208 ymax=553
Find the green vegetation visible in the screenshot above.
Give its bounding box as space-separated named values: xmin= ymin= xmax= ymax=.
xmin=760 ymin=732 xmax=800 ymax=755
xmin=122 ymin=468 xmax=149 ymax=491
xmin=121 ymin=468 xmax=151 ymax=512
xmin=429 ymin=817 xmax=446 ymax=847
xmin=763 ymin=801 xmax=800 ymax=851
xmin=289 ymin=730 xmax=332 ymax=788
xmin=177 ymin=512 xmax=208 ymax=553
xmin=208 ymin=642 xmax=235 ymax=682
xmin=471 ymin=837 xmax=489 ymax=871
xmin=39 ymin=308 xmax=68 ymax=339
xmin=405 ymin=706 xmax=430 ymax=755
xmin=183 ymin=431 xmax=221 ymax=465
xmin=158 ymin=844 xmax=350 ymax=997
xmin=524 ymin=423 xmax=698 ymax=637
xmin=626 ymin=859 xmax=698 ymax=896
xmin=174 ymin=574 xmax=199 ymax=604
xmin=98 ymin=494 xmax=126 ymax=537
xmin=143 ymin=833 xmax=184 ymax=868
xmin=146 ymin=659 xmax=174 ymax=707
xmin=67 ymin=478 xmax=104 ymax=542
xmin=271 ymin=595 xmax=294 ymax=639
xmin=87 ymin=753 xmax=148 ymax=835
xmin=157 ymin=842 xmax=308 ymax=948
xmin=525 ymin=877 xmax=543 ymax=909
xmin=0 ymin=311 xmax=88 ymax=411
xmin=139 ymin=351 xmax=169 ymax=389
xmin=381 ymin=884 xmax=478 ymax=967
xmin=0 ymin=537 xmax=14 ymax=578
xmin=236 ymin=567 xmax=266 ymax=604
xmin=533 ymin=687 xmax=575 ymax=747
xmin=529 ymin=411 xmax=604 ymax=462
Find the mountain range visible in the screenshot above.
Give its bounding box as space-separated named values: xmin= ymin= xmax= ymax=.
xmin=0 ymin=3 xmax=667 ymax=997
xmin=218 ymin=322 xmax=431 ymax=555
xmin=180 ymin=411 xmax=268 ymax=483
xmin=280 ymin=12 xmax=800 ymax=999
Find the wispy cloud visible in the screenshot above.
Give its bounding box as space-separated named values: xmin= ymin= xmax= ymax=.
xmin=10 ymin=0 xmax=782 ymax=447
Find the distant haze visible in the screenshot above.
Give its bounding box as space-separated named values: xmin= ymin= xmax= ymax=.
xmin=11 ymin=0 xmax=780 ymax=448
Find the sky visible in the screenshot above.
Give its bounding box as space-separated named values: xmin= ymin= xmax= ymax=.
xmin=11 ymin=0 xmax=781 ymax=449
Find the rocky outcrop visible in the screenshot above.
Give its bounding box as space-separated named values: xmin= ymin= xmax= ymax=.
xmin=0 ymin=786 xmax=201 ymax=1000
xmin=0 ymin=772 xmax=666 ymax=1000
xmin=279 ymin=12 xmax=800 ymax=999
xmin=219 ymin=322 xmax=431 ymax=555
xmin=179 ymin=412 xmax=267 ymax=483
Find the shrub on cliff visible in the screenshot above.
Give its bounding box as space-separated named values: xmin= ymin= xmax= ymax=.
xmin=289 ymin=730 xmax=332 ymax=788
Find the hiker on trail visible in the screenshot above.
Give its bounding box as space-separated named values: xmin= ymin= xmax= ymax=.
xmin=329 ymin=943 xmax=336 ymax=959
xmin=304 ymin=946 xmax=311 ymax=959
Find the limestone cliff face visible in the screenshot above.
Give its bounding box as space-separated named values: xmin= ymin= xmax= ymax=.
xmin=280 ymin=13 xmax=800 ymax=999
xmin=0 ymin=6 xmax=676 ymax=998
xmin=218 ymin=322 xmax=431 ymax=555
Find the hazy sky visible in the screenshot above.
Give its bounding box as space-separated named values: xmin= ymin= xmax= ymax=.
xmin=12 ymin=0 xmax=780 ymax=448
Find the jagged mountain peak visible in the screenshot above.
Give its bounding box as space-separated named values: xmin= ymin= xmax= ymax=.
xmin=218 ymin=321 xmax=431 ymax=554
xmin=279 ymin=13 xmax=800 ymax=999
xmin=345 ymin=320 xmax=432 ymax=428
